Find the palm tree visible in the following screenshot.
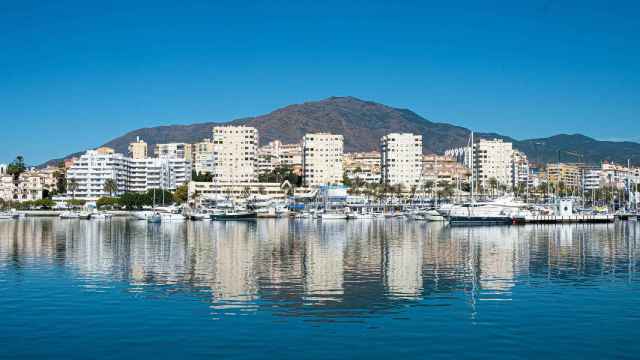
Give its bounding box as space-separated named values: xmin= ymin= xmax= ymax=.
xmin=488 ymin=177 xmax=498 ymax=197
xmin=67 ymin=178 xmax=79 ymax=200
xmin=422 ymin=180 xmax=435 ymax=198
xmin=103 ymin=178 xmax=118 ymax=197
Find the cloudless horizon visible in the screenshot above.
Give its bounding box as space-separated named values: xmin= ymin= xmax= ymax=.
xmin=1 ymin=0 xmax=639 ymax=164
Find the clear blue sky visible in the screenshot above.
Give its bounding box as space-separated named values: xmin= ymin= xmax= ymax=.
xmin=1 ymin=0 xmax=639 ymax=164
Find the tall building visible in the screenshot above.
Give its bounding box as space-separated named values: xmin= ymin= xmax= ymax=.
xmin=475 ymin=139 xmax=513 ymax=189
xmin=445 ymin=138 xmax=514 ymax=190
xmin=380 ymin=133 xmax=423 ymax=188
xmin=192 ymin=139 xmax=215 ymax=175
xmin=511 ymin=150 xmax=530 ymax=189
xmin=302 ymin=133 xmax=344 ymax=187
xmin=128 ymin=137 xmax=148 ymax=159
xmin=211 ymin=126 xmax=258 ymax=183
xmin=155 ymin=143 xmax=192 ymax=161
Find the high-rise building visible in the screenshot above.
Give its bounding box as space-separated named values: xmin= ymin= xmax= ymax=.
xmin=129 ymin=157 xmax=191 ymax=193
xmin=380 ymin=133 xmax=423 ymax=188
xmin=511 ymin=150 xmax=530 ymax=189
xmin=128 ymin=137 xmax=148 ymax=159
xmin=445 ymin=138 xmax=515 ymax=190
xmin=546 ymin=163 xmax=582 ymax=189
xmin=211 ymin=126 xmax=258 ymax=183
xmin=155 ymin=143 xmax=192 ymax=161
xmin=192 ymin=139 xmax=215 ymax=175
xmin=302 ymin=133 xmax=344 ymax=187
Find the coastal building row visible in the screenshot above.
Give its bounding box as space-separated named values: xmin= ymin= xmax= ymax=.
xmin=0 ymin=167 xmax=58 ymax=202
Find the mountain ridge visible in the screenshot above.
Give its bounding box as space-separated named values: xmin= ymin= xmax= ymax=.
xmin=41 ymin=96 xmax=640 ymax=167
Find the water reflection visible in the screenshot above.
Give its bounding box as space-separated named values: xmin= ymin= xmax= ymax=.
xmin=1 ymin=218 xmax=639 ymax=319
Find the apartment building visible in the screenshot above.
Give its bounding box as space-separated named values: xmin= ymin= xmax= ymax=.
xmin=155 ymin=143 xmax=192 ymax=161
xmin=380 ymin=133 xmax=423 ymax=188
xmin=211 ymin=126 xmax=258 ymax=183
xmin=66 ymin=150 xmax=191 ymax=200
xmin=511 ymin=150 xmax=530 ymax=189
xmin=192 ymin=139 xmax=215 ymax=175
xmin=66 ymin=150 xmax=130 ymax=199
xmin=303 ymin=133 xmax=344 ymax=187
xmin=445 ymin=139 xmax=515 ymax=189
xmin=546 ymin=163 xmax=582 ymax=189
xmin=128 ymin=137 xmax=148 ymax=159
xmin=422 ymin=154 xmax=470 ymax=185
xmin=257 ymin=140 xmax=302 ymax=174
xmin=343 ymin=151 xmax=381 ymax=184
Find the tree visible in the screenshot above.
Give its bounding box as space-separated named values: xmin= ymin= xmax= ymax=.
xmin=67 ymin=178 xmax=79 ymax=200
xmin=53 ymin=170 xmax=66 ymax=194
xmin=488 ymin=177 xmax=498 ymax=197
xmin=96 ymin=197 xmax=119 ymax=209
xmin=103 ymin=179 xmax=118 ymax=197
xmin=6 ymin=155 xmax=26 ymax=181
xmin=174 ymin=184 xmax=189 ymax=204
xmin=422 ymin=180 xmax=435 ymax=197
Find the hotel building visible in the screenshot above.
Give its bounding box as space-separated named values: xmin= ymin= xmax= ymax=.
xmin=302 ymin=133 xmax=344 ymax=187
xmin=211 ymin=126 xmax=259 ymax=183
xmin=128 ymin=137 xmax=148 ymax=159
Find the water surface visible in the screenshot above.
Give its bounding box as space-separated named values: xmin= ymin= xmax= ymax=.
xmin=1 ymin=218 xmax=639 ymax=359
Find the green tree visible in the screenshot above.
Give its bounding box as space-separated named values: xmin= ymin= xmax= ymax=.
xmin=174 ymin=184 xmax=189 ymax=204
xmin=103 ymin=179 xmax=118 ymax=197
xmin=488 ymin=177 xmax=498 ymax=197
xmin=6 ymin=155 xmax=26 ymax=180
xmin=96 ymin=197 xmax=119 ymax=209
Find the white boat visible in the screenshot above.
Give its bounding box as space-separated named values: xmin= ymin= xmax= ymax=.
xmin=321 ymin=211 xmax=347 ymax=220
xmin=424 ymin=209 xmax=445 ymax=222
xmin=91 ymin=211 xmax=113 ymax=220
xmin=132 ymin=211 xmax=155 ymax=220
xmin=59 ymin=211 xmax=80 ymax=219
xmin=159 ymin=212 xmax=186 ymax=222
xmin=147 ymin=212 xmax=162 ymax=223
xmin=0 ymin=212 xmax=20 ymax=220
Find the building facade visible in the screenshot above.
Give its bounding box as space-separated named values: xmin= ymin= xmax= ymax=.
xmin=155 ymin=143 xmax=192 ymax=161
xmin=380 ymin=133 xmax=423 ymax=188
xmin=192 ymin=139 xmax=215 ymax=175
xmin=302 ymin=133 xmax=344 ymax=187
xmin=257 ymin=140 xmax=303 ymax=174
xmin=128 ymin=137 xmax=148 ymax=159
xmin=343 ymin=151 xmax=381 ymax=184
xmin=211 ymin=126 xmax=259 ymax=183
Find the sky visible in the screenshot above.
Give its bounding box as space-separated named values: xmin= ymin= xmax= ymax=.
xmin=1 ymin=0 xmax=639 ymax=164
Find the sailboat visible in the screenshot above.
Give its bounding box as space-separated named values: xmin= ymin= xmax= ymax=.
xmin=147 ymin=188 xmax=162 ymax=224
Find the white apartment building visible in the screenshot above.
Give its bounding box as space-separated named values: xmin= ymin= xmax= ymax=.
xmin=257 ymin=140 xmax=302 ymax=174
xmin=129 ymin=158 xmax=191 ymax=193
xmin=155 ymin=143 xmax=192 ymax=161
xmin=302 ymin=133 xmax=344 ymax=187
xmin=193 ymin=139 xmax=215 ymax=175
xmin=66 ymin=150 xmax=130 ymax=199
xmin=128 ymin=137 xmax=148 ymax=159
xmin=344 ymin=151 xmax=382 ymax=184
xmin=66 ymin=150 xmax=191 ymax=200
xmin=211 ymin=126 xmax=258 ymax=183
xmin=380 ymin=133 xmax=423 ymax=188
xmin=583 ymin=169 xmax=603 ymax=191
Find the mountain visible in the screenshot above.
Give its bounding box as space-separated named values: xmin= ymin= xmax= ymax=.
xmin=41 ymin=96 xmax=640 ymax=166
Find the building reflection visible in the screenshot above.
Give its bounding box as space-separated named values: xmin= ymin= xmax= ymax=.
xmin=1 ymin=219 xmax=639 ymax=318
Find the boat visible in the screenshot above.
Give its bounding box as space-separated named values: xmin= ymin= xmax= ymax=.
xmin=90 ymin=211 xmax=113 ymax=220
xmin=159 ymin=212 xmax=186 ymax=222
xmin=0 ymin=212 xmax=20 ymax=220
xmin=59 ymin=211 xmax=80 ymax=219
xmin=132 ymin=211 xmax=155 ymax=221
xmin=320 ymin=210 xmax=348 ymax=220
xmin=147 ymin=212 xmax=162 ymax=223
xmin=424 ymin=209 xmax=446 ymax=222
xmin=211 ymin=211 xmax=257 ymax=221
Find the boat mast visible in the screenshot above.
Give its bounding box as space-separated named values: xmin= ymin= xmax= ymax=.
xmin=470 ymin=131 xmax=474 ymax=204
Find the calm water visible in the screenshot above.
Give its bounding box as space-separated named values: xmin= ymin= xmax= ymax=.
xmin=1 ymin=218 xmax=639 ymax=359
